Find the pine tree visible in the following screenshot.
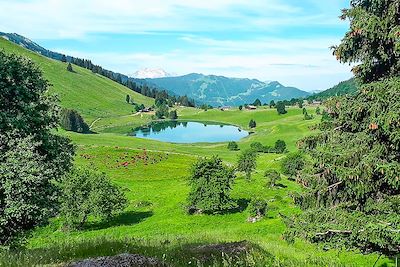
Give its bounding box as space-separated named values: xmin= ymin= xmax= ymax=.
xmin=67 ymin=63 xmax=73 ymax=72
xmin=61 ymin=54 xmax=67 ymax=63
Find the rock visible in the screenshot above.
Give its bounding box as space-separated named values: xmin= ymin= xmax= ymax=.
xmin=66 ymin=253 xmax=166 ymax=267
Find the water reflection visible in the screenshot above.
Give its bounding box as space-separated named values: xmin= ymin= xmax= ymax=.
xmin=131 ymin=121 xmax=248 ymax=143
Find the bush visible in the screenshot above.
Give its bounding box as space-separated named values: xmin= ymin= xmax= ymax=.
xmin=227 ymin=141 xmax=239 ymax=151
xmin=237 ymin=149 xmax=258 ymax=180
xmin=60 ymin=168 xmax=128 ymax=229
xmin=248 ymin=197 xmax=268 ymax=218
xmin=155 ymin=105 xmax=169 ymax=119
xmin=276 ymin=102 xmax=287 ymax=115
xmin=0 ymin=51 xmax=74 ymax=245
xmin=60 ymin=109 xmax=90 ymax=133
xmin=169 ymin=110 xmax=178 ymax=120
xmin=248 ymin=119 xmax=256 ymax=128
xmin=264 ymin=170 xmax=281 ymax=187
xmin=250 ymin=142 xmax=264 ymax=152
xmin=239 ymin=105 xmax=243 ymax=110
xmin=274 ymin=140 xmax=287 ymax=153
xmin=281 ymin=152 xmax=305 ymax=178
xmin=187 ymin=156 xmax=236 ymax=214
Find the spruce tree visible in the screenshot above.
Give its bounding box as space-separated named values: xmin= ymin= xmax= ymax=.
xmin=285 ymin=0 xmax=400 ymax=257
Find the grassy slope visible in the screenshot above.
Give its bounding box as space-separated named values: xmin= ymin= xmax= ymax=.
xmin=0 ymin=39 xmax=389 ymax=266
xmin=0 ymin=38 xmax=154 ymax=123
xmin=16 ymin=107 xmax=387 ymax=267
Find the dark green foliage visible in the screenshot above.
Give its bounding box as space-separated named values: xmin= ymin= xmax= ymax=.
xmin=281 ymin=152 xmax=305 ymax=178
xmin=169 ymin=110 xmax=178 ymax=120
xmin=134 ymin=103 xmax=145 ymax=112
xmin=61 ymin=54 xmax=67 ymax=63
xmin=286 ymin=0 xmax=400 ymax=255
xmin=264 ymin=170 xmax=281 ymax=187
xmin=249 ymin=141 xmax=286 ymax=154
xmin=239 ymin=105 xmax=243 ymax=110
xmin=309 ymin=79 xmax=358 ymax=101
xmin=125 ymin=94 xmax=131 ymax=104
xmin=60 ymin=168 xmax=128 ymax=229
xmin=253 ymin=99 xmax=262 ymax=106
xmin=237 ymin=149 xmax=258 ymax=180
xmin=302 ymin=108 xmax=307 ymax=115
xmin=0 ymin=51 xmax=74 ymax=245
xmin=249 ymin=119 xmax=256 ymax=128
xmin=316 ymin=107 xmax=321 ymax=115
xmin=304 ymin=111 xmax=314 ymax=120
xmin=187 ymin=156 xmax=236 ymax=214
xmin=155 ymin=105 xmax=169 ymax=119
xmin=274 ymin=140 xmax=286 ymax=153
xmin=248 ymin=197 xmax=268 ymax=218
xmin=276 ymin=101 xmax=287 ymax=115
xmin=60 ymin=109 xmax=90 ymax=133
xmin=269 ymin=100 xmax=275 ymax=108
xmin=227 ymin=141 xmax=239 ymax=151
xmin=67 ymin=63 xmax=73 ymax=72
xmin=332 ymin=2 xmax=400 ymax=83
xmin=250 ymin=142 xmax=265 ymax=152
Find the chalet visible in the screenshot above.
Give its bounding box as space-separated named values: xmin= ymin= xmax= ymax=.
xmin=245 ymin=105 xmax=257 ymax=110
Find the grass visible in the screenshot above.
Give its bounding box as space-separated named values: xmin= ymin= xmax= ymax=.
xmin=0 ymin=38 xmax=154 ymax=124
xmin=0 ymin=39 xmax=393 ymax=266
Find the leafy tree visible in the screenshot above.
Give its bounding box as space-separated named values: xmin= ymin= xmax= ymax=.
xmin=67 ymin=63 xmax=73 ymax=72
xmin=239 ymin=105 xmax=243 ymax=111
xmin=237 ymin=149 xmax=258 ymax=180
xmin=315 ymin=107 xmax=321 ymax=115
xmin=227 ymin=141 xmax=239 ymax=151
xmin=264 ymin=170 xmax=281 ymax=187
xmin=276 ymin=101 xmax=287 ymax=115
xmin=169 ymin=110 xmax=178 ymax=120
xmin=60 ymin=109 xmax=90 ymax=133
xmin=298 ymin=101 xmax=303 ymax=108
xmin=0 ymin=51 xmax=74 ymax=245
xmin=249 ymin=119 xmax=257 ymax=128
xmin=302 ymin=108 xmax=307 ymax=115
xmin=253 ymin=99 xmax=262 ymax=106
xmin=126 ymin=94 xmax=131 ymax=104
xmin=155 ymin=105 xmax=169 ymax=119
xmin=248 ymin=197 xmax=268 ymax=218
xmin=60 ymin=168 xmax=128 ymax=229
xmin=274 ymin=140 xmax=286 ymax=153
xmin=250 ymin=142 xmax=264 ymax=152
xmin=187 ymin=156 xmax=236 ymax=214
xmin=281 ymin=152 xmax=305 ymax=178
xmin=304 ymin=112 xmax=313 ymax=120
xmin=269 ymin=100 xmax=276 ymax=108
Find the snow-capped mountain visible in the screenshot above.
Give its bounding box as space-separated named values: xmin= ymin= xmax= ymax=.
xmin=131 ymin=68 xmax=172 ymax=79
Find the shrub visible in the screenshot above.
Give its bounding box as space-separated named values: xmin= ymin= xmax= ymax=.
xmin=248 ymin=197 xmax=268 ymax=218
xmin=248 ymin=119 xmax=256 ymax=128
xmin=227 ymin=141 xmax=239 ymax=151
xmin=264 ymin=170 xmax=281 ymax=187
xmin=274 ymin=140 xmax=287 ymax=153
xmin=60 ymin=168 xmax=128 ymax=229
xmin=281 ymin=152 xmax=305 ymax=178
xmin=250 ymin=142 xmax=264 ymax=152
xmin=60 ymin=109 xmax=90 ymax=133
xmin=239 ymin=105 xmax=243 ymax=110
xmin=0 ymin=51 xmax=74 ymax=245
xmin=187 ymin=156 xmax=236 ymax=214
xmin=237 ymin=149 xmax=258 ymax=180
xmin=276 ymin=102 xmax=287 ymax=115
xmin=67 ymin=63 xmax=73 ymax=72
xmin=169 ymin=110 xmax=178 ymax=120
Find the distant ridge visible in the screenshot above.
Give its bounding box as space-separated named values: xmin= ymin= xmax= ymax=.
xmin=141 ymin=73 xmax=310 ymax=106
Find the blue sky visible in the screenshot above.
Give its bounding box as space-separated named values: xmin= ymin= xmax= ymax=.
xmin=0 ymin=0 xmax=353 ymax=91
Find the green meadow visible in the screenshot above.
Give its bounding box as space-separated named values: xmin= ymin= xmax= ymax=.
xmin=0 ymin=39 xmax=390 ymax=266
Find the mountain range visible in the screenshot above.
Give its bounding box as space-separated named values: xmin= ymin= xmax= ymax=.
xmin=2 ymin=31 xmax=342 ymax=106
xmin=140 ymin=73 xmax=310 ymax=106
